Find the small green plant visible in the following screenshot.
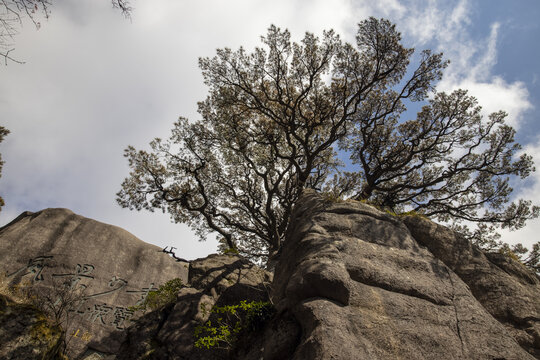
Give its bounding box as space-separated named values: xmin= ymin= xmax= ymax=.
xmin=498 ymin=245 xmax=521 ymax=262
xmin=130 ymin=278 xmax=185 ymax=312
xmin=194 ymin=300 xmax=275 ymax=350
xmin=387 ymin=209 xmax=427 ymax=218
xmin=321 ymin=191 xmax=344 ymax=203
xmin=357 ymin=199 xmax=426 ymax=218
xmin=222 ymin=247 xmax=239 ymax=255
xmin=398 ymin=209 xmax=427 ymax=218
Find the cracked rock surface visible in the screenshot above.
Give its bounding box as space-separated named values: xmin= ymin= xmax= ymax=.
xmin=404 ymin=215 xmax=540 ymax=358
xmin=271 ymin=190 xmax=538 ymax=359
xmin=0 ymin=208 xmax=189 ymax=359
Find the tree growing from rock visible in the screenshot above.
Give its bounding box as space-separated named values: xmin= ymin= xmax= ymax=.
xmin=0 ymin=125 xmax=8 ymax=212
xmin=117 ymin=18 xmax=539 ymax=266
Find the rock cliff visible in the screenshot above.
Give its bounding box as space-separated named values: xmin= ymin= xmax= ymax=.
xmin=0 ymin=208 xmax=189 ymax=359
xmin=268 ymin=190 xmax=539 ymax=359
xmin=1 ymin=192 xmax=539 ymax=359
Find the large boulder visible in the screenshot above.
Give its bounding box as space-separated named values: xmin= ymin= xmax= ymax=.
xmin=269 ymin=190 xmax=539 ymax=359
xmin=0 ymin=208 xmax=189 ymax=359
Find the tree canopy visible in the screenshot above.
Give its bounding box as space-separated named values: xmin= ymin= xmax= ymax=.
xmin=117 ymin=18 xmax=539 ymax=266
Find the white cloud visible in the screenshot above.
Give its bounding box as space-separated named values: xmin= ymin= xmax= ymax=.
xmin=442 ymin=77 xmax=532 ymax=128
xmin=390 ymin=0 xmax=472 ymax=47
xmin=0 ymin=0 xmax=363 ymax=260
xmin=1 ymin=0 xmax=537 ymax=259
xmin=401 ymin=5 xmax=534 ymax=130
xmin=470 ymin=22 xmax=499 ymax=81
xmin=356 ymin=1 xmax=534 ymax=130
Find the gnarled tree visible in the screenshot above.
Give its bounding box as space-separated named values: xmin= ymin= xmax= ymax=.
xmin=117 ymin=18 xmax=538 ymax=265
xmin=326 ymin=86 xmax=540 ymax=267
xmin=330 ymin=89 xmax=538 ymax=230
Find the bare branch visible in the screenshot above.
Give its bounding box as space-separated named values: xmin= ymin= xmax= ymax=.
xmin=1 ymin=0 xmax=131 ymax=65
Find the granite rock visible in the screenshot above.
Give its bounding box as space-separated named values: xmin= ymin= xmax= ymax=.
xmin=0 ymin=208 xmax=188 ymax=358
xmin=268 ymin=190 xmax=538 ymax=359
xmin=403 ymin=215 xmax=540 ymax=358
xmin=2 ymin=195 xmax=539 ymax=359
xmin=116 ymin=254 xmax=272 ymax=360
xmin=0 ymin=294 xmax=63 ymax=360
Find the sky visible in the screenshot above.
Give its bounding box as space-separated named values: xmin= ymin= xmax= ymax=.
xmin=1 ymin=0 xmax=539 ymax=260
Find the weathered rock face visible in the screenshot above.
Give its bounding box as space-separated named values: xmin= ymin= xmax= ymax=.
xmin=2 ymin=193 xmax=539 ymax=359
xmin=0 ymin=294 xmax=63 ymax=360
xmin=268 ymin=191 xmax=539 ymax=359
xmin=0 ymin=208 xmax=189 ymax=359
xmin=403 ymin=216 xmax=540 ymax=358
xmin=116 ymin=254 xmax=272 ymax=360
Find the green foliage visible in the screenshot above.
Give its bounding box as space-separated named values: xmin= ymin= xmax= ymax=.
xmin=194 ymin=300 xmax=275 ymax=350
xmin=118 ymin=18 xmax=538 ymax=264
xmin=497 ymin=242 xmax=540 ymax=274
xmin=222 ymin=247 xmax=239 ymax=255
xmin=130 ymin=278 xmax=184 ymax=312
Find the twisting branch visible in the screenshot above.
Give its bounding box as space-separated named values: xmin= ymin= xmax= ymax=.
xmin=118 ymin=18 xmax=538 ymax=265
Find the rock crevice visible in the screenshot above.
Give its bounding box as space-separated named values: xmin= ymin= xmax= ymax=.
xmin=445 ymin=267 xmax=466 ymax=357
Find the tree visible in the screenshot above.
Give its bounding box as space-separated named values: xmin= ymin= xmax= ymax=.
xmin=0 ymin=0 xmax=131 ymax=64
xmin=117 ymin=18 xmax=538 ymax=265
xmin=0 ymin=125 xmax=8 ymax=212
xmin=328 ymin=89 xmax=539 ymax=233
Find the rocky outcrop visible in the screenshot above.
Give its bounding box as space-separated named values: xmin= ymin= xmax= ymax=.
xmin=0 ymin=208 xmax=189 ymax=359
xmin=1 ymin=193 xmax=539 ymax=359
xmin=403 ymin=216 xmax=540 ymax=357
xmin=124 ymin=191 xmax=538 ymax=359
xmin=116 ymin=254 xmax=272 ymax=360
xmin=268 ymin=191 xmax=539 ymax=359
